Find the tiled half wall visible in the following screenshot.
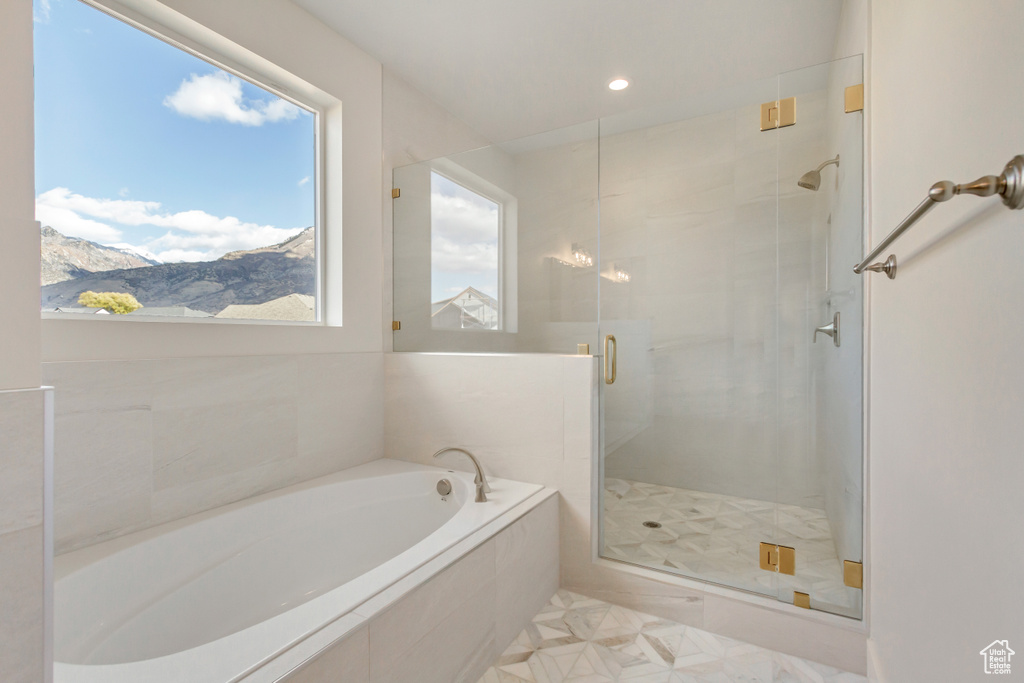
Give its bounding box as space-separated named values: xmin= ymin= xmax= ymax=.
xmin=43 ymin=353 xmax=384 ymax=554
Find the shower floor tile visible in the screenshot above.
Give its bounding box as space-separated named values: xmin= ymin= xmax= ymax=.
xmin=478 ymin=590 xmax=866 ymax=682
xmin=601 ymin=479 xmax=859 ymax=615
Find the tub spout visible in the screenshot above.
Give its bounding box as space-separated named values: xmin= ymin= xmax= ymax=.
xmin=431 ymin=447 xmax=490 ymax=502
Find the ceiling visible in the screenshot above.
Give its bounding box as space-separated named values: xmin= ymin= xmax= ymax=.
xmin=293 ymin=0 xmax=844 ymax=143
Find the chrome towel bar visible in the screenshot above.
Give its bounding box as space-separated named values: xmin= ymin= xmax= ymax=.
xmin=855 ymin=155 xmax=1024 ymax=279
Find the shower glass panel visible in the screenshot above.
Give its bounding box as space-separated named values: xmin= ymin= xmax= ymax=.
xmin=775 ymin=55 xmax=864 ymax=617
xmin=598 ymin=55 xmax=863 ymax=618
xmin=597 ymin=74 xmax=784 ymax=602
xmin=392 ymin=122 xmax=600 ymax=354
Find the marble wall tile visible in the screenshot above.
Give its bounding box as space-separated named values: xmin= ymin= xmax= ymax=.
xmin=152 ymin=398 xmax=298 ymax=490
xmin=45 ymin=352 xmax=385 ymax=551
xmin=371 ymin=538 xmax=495 ymax=644
xmin=384 ymin=353 xmax=566 ymax=486
xmin=296 ymin=353 xmax=383 ymax=475
xmin=0 ymin=525 xmax=44 ymax=683
xmin=494 ymin=496 xmax=559 ymax=649
xmin=148 ymin=355 xmax=299 ymax=411
xmin=0 ymin=390 xmax=45 ymax=535
xmin=150 ymin=458 xmax=301 ymax=527
xmin=368 ymin=541 xmax=497 ymax=683
xmin=280 ymin=624 xmax=370 ymax=683
xmin=53 ymin=408 xmax=153 ymax=552
xmin=375 ymin=578 xmax=496 ymax=683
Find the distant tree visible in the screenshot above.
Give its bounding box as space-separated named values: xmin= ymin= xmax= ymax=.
xmin=77 ymin=291 xmax=142 ymax=314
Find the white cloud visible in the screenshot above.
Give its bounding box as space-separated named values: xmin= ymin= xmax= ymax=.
xmin=298 ymin=176 xmax=310 ymax=187
xmin=33 ymin=0 xmax=51 ymax=23
xmin=119 ymin=187 xmax=130 ymax=197
xmin=36 ymin=187 xmax=298 ymax=262
xmin=163 ymin=72 xmax=300 ymax=127
xmin=430 ymin=192 xmax=499 ymax=274
xmin=36 ymin=203 xmax=122 ymax=243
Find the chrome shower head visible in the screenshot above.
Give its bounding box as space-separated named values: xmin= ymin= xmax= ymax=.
xmin=797 ymin=155 xmax=840 ymax=191
xmin=798 ymin=170 xmax=822 ymax=191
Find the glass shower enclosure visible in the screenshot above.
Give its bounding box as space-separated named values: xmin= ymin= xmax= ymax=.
xmin=598 ymin=56 xmax=863 ymax=617
xmin=392 ymin=55 xmax=864 ymax=618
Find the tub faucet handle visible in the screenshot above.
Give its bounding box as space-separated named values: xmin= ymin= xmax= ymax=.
xmin=431 ymin=447 xmax=490 ymax=502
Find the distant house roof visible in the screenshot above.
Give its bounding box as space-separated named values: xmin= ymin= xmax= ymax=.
xmin=50 ymin=306 xmax=110 ymax=315
xmin=431 ymin=287 xmax=498 ymax=330
xmin=127 ymin=306 xmax=212 ymax=318
xmin=214 ymin=293 xmax=315 ymax=321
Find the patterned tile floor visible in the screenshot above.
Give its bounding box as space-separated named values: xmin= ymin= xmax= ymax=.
xmin=602 ymin=479 xmax=859 ymax=616
xmin=478 ymin=590 xmax=866 ymax=682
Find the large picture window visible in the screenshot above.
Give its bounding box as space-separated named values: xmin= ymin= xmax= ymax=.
xmin=35 ymin=0 xmax=319 ymax=322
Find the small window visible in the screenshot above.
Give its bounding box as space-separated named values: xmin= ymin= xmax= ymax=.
xmin=430 ymin=171 xmax=501 ymax=331
xmin=35 ymin=0 xmax=319 ymax=322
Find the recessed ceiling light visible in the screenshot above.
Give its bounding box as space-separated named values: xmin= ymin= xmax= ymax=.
xmin=608 ymin=79 xmax=629 ymax=91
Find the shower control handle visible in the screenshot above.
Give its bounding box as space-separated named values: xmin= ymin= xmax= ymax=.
xmin=814 ymin=312 xmax=840 ymax=347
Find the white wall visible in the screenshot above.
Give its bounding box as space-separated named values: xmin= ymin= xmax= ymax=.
xmin=869 ymin=2 xmax=1024 ymax=680
xmin=0 ymin=1 xmax=49 ymax=680
xmin=0 ymin=0 xmax=40 ymax=390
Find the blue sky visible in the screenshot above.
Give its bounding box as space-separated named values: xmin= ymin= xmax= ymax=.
xmin=430 ymin=172 xmax=499 ymax=303
xmin=33 ymin=0 xmax=315 ymax=262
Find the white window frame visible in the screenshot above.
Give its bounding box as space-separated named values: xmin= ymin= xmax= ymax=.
xmin=38 ymin=0 xmax=327 ymax=327
xmin=428 ymin=157 xmax=518 ymax=335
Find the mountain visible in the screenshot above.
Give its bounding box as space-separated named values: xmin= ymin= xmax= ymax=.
xmin=41 ymin=225 xmax=160 ymax=285
xmin=41 ymin=227 xmax=315 ymax=315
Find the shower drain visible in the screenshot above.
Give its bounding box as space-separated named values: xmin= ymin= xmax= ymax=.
xmin=642 ymin=521 xmax=662 ymax=529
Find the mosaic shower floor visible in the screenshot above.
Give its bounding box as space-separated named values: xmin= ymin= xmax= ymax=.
xmin=478 ymin=590 xmax=866 ymax=682
xmin=602 ymin=479 xmax=859 ymax=615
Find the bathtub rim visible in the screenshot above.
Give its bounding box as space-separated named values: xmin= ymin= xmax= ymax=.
xmin=54 ymin=458 xmax=554 ymax=682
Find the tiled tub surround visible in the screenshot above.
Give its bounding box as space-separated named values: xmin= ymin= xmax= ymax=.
xmin=478 ymin=590 xmax=867 ymax=683
xmin=55 ymin=459 xmax=557 ymax=683
xmin=42 ymin=353 xmax=384 ymax=553
xmin=0 ymin=387 xmax=53 ymax=683
xmin=603 ymin=479 xmax=859 ymax=616
xmin=386 ymin=353 xmax=865 ymax=673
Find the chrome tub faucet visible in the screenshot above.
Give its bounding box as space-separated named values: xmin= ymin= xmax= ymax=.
xmin=431 ymin=447 xmax=490 ymax=502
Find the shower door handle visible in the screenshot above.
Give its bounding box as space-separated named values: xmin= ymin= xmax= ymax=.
xmin=814 ymin=312 xmax=840 ymax=347
xmin=604 ymin=334 xmax=617 ymax=384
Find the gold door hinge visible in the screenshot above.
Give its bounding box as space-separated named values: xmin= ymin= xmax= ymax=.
xmin=392 ymin=188 xmax=401 ymax=198
xmin=760 ymin=97 xmax=796 ymax=131
xmin=392 ymin=320 xmax=401 ymax=331
xmin=844 ymin=84 xmax=864 ymax=113
xmin=759 ymin=542 xmax=796 ymax=575
xmin=793 ymin=591 xmax=811 ymax=609
xmin=577 ymin=343 xmax=590 ymax=355
xmin=843 ymin=560 xmax=863 ymax=589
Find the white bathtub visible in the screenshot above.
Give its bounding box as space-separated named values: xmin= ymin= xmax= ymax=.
xmin=54 ymin=458 xmax=545 ymax=682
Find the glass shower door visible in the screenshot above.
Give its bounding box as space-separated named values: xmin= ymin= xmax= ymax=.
xmin=774 ymin=55 xmax=864 ymax=617
xmin=597 ymin=74 xmax=784 ymax=601
xmin=598 ymin=55 xmax=864 ymax=619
